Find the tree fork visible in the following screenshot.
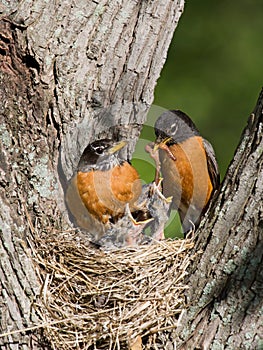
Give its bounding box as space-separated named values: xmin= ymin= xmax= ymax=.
xmin=1 ymin=1 xmax=262 ymax=349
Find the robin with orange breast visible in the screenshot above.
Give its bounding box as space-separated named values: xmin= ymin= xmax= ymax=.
xmin=66 ymin=137 xmax=174 ymax=249
xmin=76 ymin=138 xmax=142 ymax=226
xmin=66 ymin=138 xmax=143 ymax=245
xmin=153 ymin=110 xmax=220 ymax=235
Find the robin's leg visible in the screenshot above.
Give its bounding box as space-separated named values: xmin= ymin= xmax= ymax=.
xmin=179 ymin=207 xmax=199 ymax=238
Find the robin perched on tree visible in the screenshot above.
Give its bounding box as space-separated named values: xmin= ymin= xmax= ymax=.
xmin=66 ymin=138 xmax=143 ymax=245
xmin=76 ymin=138 xmax=142 ymax=225
xmin=66 ymin=137 xmax=174 ymax=249
xmin=153 ymin=110 xmax=220 ymax=235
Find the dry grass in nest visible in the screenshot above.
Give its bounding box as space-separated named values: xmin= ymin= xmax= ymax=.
xmin=32 ymin=230 xmax=195 ymax=349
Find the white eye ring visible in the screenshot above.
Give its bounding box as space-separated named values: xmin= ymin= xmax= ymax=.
xmin=170 ymin=123 xmax=178 ymax=134
xmin=92 ymin=144 xmax=105 ymax=154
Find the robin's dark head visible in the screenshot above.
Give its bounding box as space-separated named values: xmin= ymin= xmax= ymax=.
xmin=77 ymin=139 xmax=127 ymax=172
xmin=154 ymin=110 xmax=200 ymax=145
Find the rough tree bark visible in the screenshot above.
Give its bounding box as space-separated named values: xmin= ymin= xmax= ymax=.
xmin=175 ymin=93 xmax=263 ymax=350
xmin=0 ymin=1 xmax=184 ymax=348
xmin=0 ymin=1 xmax=262 ymax=349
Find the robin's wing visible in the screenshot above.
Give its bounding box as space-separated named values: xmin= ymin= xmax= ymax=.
xmin=202 ymin=139 xmax=220 ymax=191
xmin=66 ymin=174 xmax=106 ymax=239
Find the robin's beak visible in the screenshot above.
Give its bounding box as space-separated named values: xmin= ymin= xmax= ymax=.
xmin=153 ymin=136 xmax=173 ymax=152
xmin=108 ymin=140 xmax=127 ymax=154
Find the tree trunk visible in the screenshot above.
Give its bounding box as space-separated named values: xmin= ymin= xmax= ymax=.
xmin=1 ymin=1 xmax=262 ymax=349
xmin=0 ymin=1 xmax=184 ymax=348
xmin=175 ymin=91 xmax=263 ymax=350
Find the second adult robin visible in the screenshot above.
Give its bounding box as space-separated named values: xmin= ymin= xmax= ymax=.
xmin=154 ymin=110 xmax=220 ymax=234
xmin=76 ymin=138 xmax=142 ymax=230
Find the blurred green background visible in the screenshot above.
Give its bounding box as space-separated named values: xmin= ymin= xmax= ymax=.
xmin=132 ymin=0 xmax=263 ymax=237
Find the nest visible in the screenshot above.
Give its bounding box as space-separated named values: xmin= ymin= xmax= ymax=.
xmin=32 ymin=230 xmax=195 ymax=349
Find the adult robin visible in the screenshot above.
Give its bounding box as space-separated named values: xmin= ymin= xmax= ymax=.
xmin=153 ymin=110 xmax=220 ymax=234
xmin=66 ymin=137 xmax=174 ymax=248
xmin=77 ymin=138 xmax=142 ymax=224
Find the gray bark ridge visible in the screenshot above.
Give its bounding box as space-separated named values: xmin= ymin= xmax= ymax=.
xmin=176 ymin=90 xmax=263 ymax=350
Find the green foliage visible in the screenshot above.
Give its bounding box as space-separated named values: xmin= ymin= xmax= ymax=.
xmin=133 ymin=1 xmax=263 ymax=237
xmin=154 ymin=0 xmax=263 ymax=175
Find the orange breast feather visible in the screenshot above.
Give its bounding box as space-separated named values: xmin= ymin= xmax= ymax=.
xmin=77 ymin=162 xmax=141 ymax=224
xmin=160 ymin=136 xmax=213 ymax=211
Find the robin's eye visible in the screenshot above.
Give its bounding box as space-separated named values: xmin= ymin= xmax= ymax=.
xmin=96 ymin=146 xmax=105 ymax=154
xmin=170 ymin=123 xmax=178 ymax=134
xmin=91 ymin=145 xmax=104 ymax=154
